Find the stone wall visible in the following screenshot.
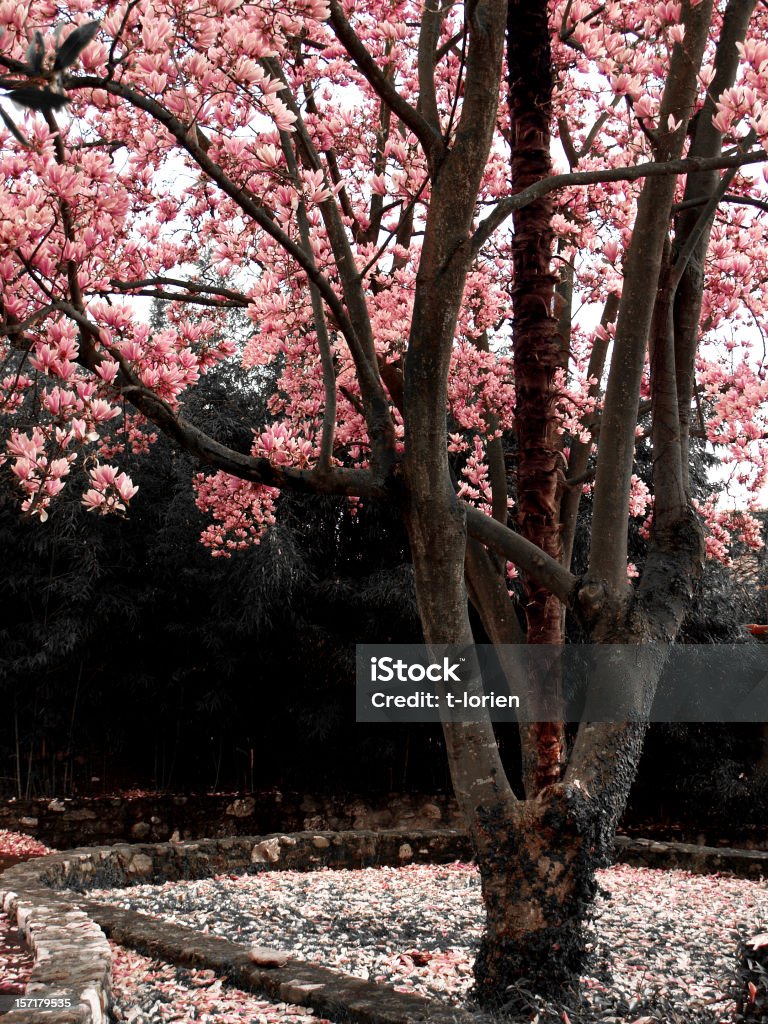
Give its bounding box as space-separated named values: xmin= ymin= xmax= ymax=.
xmin=613 ymin=835 xmax=768 ymax=877
xmin=2 ymin=829 xmax=473 ymax=892
xmin=0 ymin=792 xmax=461 ymax=848
xmin=4 ymin=793 xmax=766 ymax=852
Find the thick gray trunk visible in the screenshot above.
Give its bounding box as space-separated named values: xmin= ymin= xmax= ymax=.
xmin=471 ymin=785 xmax=604 ymax=1005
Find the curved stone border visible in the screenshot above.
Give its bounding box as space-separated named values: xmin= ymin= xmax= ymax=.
xmin=2 ymin=828 xmax=768 ymax=1024
xmin=0 ymin=830 xmax=470 ymax=1024
xmin=0 ymin=886 xmax=111 ymax=1024
xmin=613 ymin=835 xmax=768 ymax=877
xmin=80 ymin=899 xmax=478 ymax=1024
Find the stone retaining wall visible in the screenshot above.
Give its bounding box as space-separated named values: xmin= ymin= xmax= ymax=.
xmin=2 ymin=829 xmax=768 ymax=1024
xmin=0 ymin=793 xmax=461 ymax=848
xmin=2 ymin=829 xmax=472 ymax=893
xmin=613 ymin=834 xmax=768 ymax=877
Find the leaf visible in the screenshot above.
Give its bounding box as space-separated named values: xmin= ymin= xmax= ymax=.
xmin=6 ymin=87 xmax=69 ymax=112
xmin=53 ymin=20 xmax=100 ymax=71
xmin=25 ymin=31 xmax=45 ymax=75
xmin=0 ymin=107 xmax=30 ymax=147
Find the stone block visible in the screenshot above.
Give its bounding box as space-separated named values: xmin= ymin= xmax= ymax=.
xmin=226 ymin=798 xmax=256 ymax=818
xmin=251 ymin=837 xmax=281 ymax=864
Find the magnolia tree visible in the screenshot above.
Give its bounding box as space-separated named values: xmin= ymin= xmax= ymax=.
xmin=1 ymin=0 xmax=768 ymax=1005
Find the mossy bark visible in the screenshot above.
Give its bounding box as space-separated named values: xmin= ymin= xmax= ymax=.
xmin=471 ymin=786 xmax=604 ymax=1006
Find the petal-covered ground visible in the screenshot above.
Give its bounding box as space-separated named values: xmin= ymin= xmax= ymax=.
xmin=2 ymin=825 xmax=765 ymax=1024
xmin=0 ymin=830 xmax=51 ymax=1000
xmin=0 ymin=908 xmax=33 ymax=998
xmin=0 ymin=829 xmax=52 ymax=860
xmin=109 ymin=944 xmax=336 ymax=1023
xmin=91 ymin=862 xmax=768 ymax=1023
xmin=0 ymin=831 xmax=336 ymax=1023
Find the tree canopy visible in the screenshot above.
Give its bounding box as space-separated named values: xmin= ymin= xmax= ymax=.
xmin=1 ymin=0 xmax=768 ymax=1005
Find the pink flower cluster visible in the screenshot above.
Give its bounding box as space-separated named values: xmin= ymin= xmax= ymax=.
xmin=81 ymin=463 xmax=139 ymax=515
xmin=195 ymin=472 xmax=279 ymax=555
xmin=5 ymin=428 xmax=74 ymax=521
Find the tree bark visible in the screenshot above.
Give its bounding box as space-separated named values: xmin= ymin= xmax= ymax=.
xmin=508 ymin=0 xmax=566 ymax=795
xmin=402 ymin=0 xmax=522 ymax=926
xmin=587 ymin=0 xmax=714 ymax=596
xmin=671 ymin=0 xmax=757 ymax=484
xmin=472 ymin=785 xmax=603 ymax=1004
xmin=472 ymin=3 xmax=715 ymax=1003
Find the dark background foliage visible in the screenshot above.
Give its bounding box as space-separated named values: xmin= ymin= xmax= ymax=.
xmin=0 ymin=359 xmax=438 ymax=797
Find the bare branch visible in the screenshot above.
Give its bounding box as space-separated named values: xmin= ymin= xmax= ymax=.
xmin=673 ymin=191 xmax=768 ymax=216
xmin=0 ymin=302 xmax=59 ymax=338
xmin=357 ymin=175 xmax=430 ymax=281
xmin=669 ymin=132 xmax=756 ymax=293
xmin=576 ymin=95 xmax=622 ymax=162
xmin=107 ymin=0 xmax=141 ymax=78
xmin=109 ymin=276 xmax=251 ymax=304
xmin=435 ymin=27 xmax=465 ymax=64
xmin=469 ymin=332 xmax=507 ymax=524
xmin=471 ymin=147 xmax=768 ymax=255
xmin=108 ymin=288 xmax=248 ymax=309
xmin=560 ymin=291 xmax=619 ymax=572
xmin=417 ymin=0 xmax=444 ymax=136
xmin=464 ymin=505 xmax=578 ymax=604
xmin=558 ymin=116 xmax=579 ymax=168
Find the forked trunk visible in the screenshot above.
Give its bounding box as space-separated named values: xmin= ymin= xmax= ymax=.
xmin=473 ymin=712 xmax=649 ymax=1007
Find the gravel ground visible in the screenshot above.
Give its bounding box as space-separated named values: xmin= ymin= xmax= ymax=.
xmin=90 ymin=862 xmax=768 ymax=1024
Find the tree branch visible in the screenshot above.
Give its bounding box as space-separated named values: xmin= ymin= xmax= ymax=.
xmin=669 ymin=132 xmax=756 ymax=293
xmin=673 ymin=192 xmax=768 ymax=215
xmin=66 ymin=72 xmax=397 ymax=479
xmin=51 ymin=299 xmax=381 ymax=498
xmin=275 ymin=122 xmax=337 ymax=473
xmin=470 ymin=147 xmax=767 ymax=255
xmin=109 ymin=276 xmax=251 ymax=304
xmin=670 ymin=0 xmax=757 ymax=492
xmin=327 ymin=0 xmax=445 ymax=171
xmin=106 ymin=289 xmax=249 ymax=309
xmin=417 ymin=0 xmax=444 ymax=136
xmin=560 ymin=291 xmax=619 ymax=572
xmin=464 ymin=504 xmax=578 ymax=604
xmin=586 ymin=0 xmax=714 ymax=594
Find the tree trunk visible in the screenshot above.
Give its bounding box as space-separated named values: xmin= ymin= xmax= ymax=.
xmin=403 ymin=0 xmax=714 ymax=1008
xmin=508 ymin=0 xmax=566 ymax=795
xmin=471 ymin=786 xmax=603 ymax=1004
